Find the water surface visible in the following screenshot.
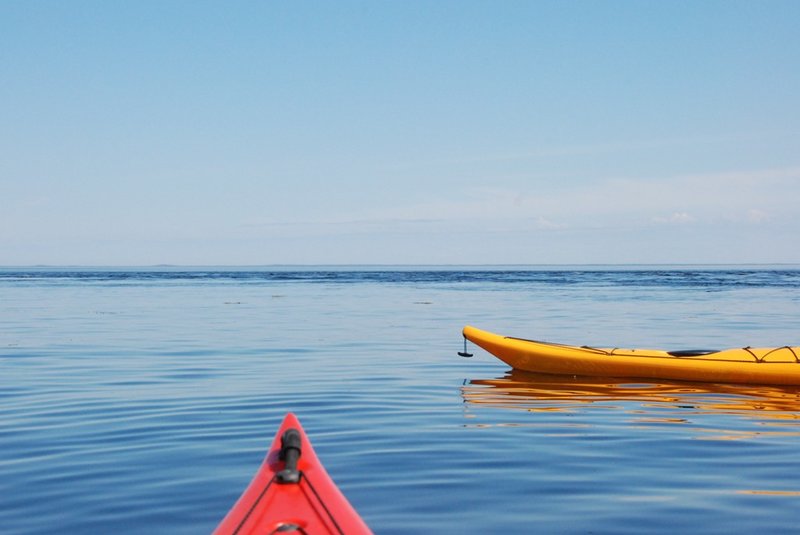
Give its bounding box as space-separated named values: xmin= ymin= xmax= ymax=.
xmin=2 ymin=266 xmax=800 ymax=533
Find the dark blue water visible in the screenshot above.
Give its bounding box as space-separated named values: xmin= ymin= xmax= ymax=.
xmin=2 ymin=266 xmax=800 ymax=534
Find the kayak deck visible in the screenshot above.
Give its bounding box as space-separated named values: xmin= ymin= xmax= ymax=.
xmin=214 ymin=413 xmax=371 ymax=535
xmin=463 ymin=325 xmax=800 ymax=386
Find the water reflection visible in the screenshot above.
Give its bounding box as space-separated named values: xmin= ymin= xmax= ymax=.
xmin=462 ymin=369 xmax=800 ymax=439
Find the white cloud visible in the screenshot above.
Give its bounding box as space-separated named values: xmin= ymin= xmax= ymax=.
xmin=745 ymin=208 xmax=770 ymax=224
xmin=531 ymin=216 xmax=566 ymax=230
xmin=652 ymin=212 xmax=696 ymax=225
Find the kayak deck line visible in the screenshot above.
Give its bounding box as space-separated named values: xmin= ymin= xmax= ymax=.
xmin=232 ymin=471 xmax=344 ymax=535
xmin=230 ymin=429 xmax=345 ymax=535
xmin=463 ymin=325 xmax=800 ymax=386
xmin=503 ymin=335 xmax=800 ymax=363
xmin=215 ymin=413 xmax=372 ymax=535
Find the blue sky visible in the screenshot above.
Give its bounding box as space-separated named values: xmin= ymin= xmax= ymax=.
xmin=2 ymin=1 xmax=798 ymax=265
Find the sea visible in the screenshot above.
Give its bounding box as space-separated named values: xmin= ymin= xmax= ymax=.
xmin=2 ymin=266 xmax=800 ymax=534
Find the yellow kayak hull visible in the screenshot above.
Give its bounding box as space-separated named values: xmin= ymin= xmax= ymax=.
xmin=463 ymin=326 xmax=800 ymax=386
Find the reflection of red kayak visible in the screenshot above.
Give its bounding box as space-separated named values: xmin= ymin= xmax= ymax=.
xmin=214 ymin=413 xmax=372 ymax=535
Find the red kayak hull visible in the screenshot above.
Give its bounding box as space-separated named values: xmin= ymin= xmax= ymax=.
xmin=214 ymin=413 xmax=372 ymax=535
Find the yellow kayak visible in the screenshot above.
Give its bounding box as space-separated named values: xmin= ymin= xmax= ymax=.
xmin=462 ymin=326 xmax=800 ymax=386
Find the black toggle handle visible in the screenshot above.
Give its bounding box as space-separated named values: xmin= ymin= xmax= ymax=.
xmin=277 ymin=428 xmax=302 ymax=484
xmin=458 ymin=336 xmax=473 ymax=358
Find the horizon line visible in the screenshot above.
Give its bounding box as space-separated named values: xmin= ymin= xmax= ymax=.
xmin=2 ymin=262 xmax=800 ymax=269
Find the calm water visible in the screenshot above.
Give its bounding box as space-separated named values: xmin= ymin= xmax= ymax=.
xmin=2 ymin=266 xmax=800 ymax=534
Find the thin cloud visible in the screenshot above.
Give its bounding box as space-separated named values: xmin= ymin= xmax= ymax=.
xmin=238 ymin=166 xmax=798 ymax=236
xmin=390 ymin=132 xmax=786 ymax=169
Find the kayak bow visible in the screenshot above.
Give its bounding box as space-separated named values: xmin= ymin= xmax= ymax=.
xmin=214 ymin=413 xmax=372 ymax=535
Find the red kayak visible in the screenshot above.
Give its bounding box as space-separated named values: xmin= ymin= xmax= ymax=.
xmin=214 ymin=413 xmax=372 ymax=535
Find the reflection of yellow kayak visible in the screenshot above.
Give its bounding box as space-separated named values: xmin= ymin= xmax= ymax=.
xmin=462 ymin=371 xmax=800 ymax=441
xmin=463 ymin=370 xmax=800 ymax=416
xmin=463 ymin=326 xmax=800 ymax=386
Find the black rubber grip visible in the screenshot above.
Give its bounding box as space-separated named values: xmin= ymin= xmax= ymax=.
xmin=277 ymin=429 xmax=302 ymax=484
